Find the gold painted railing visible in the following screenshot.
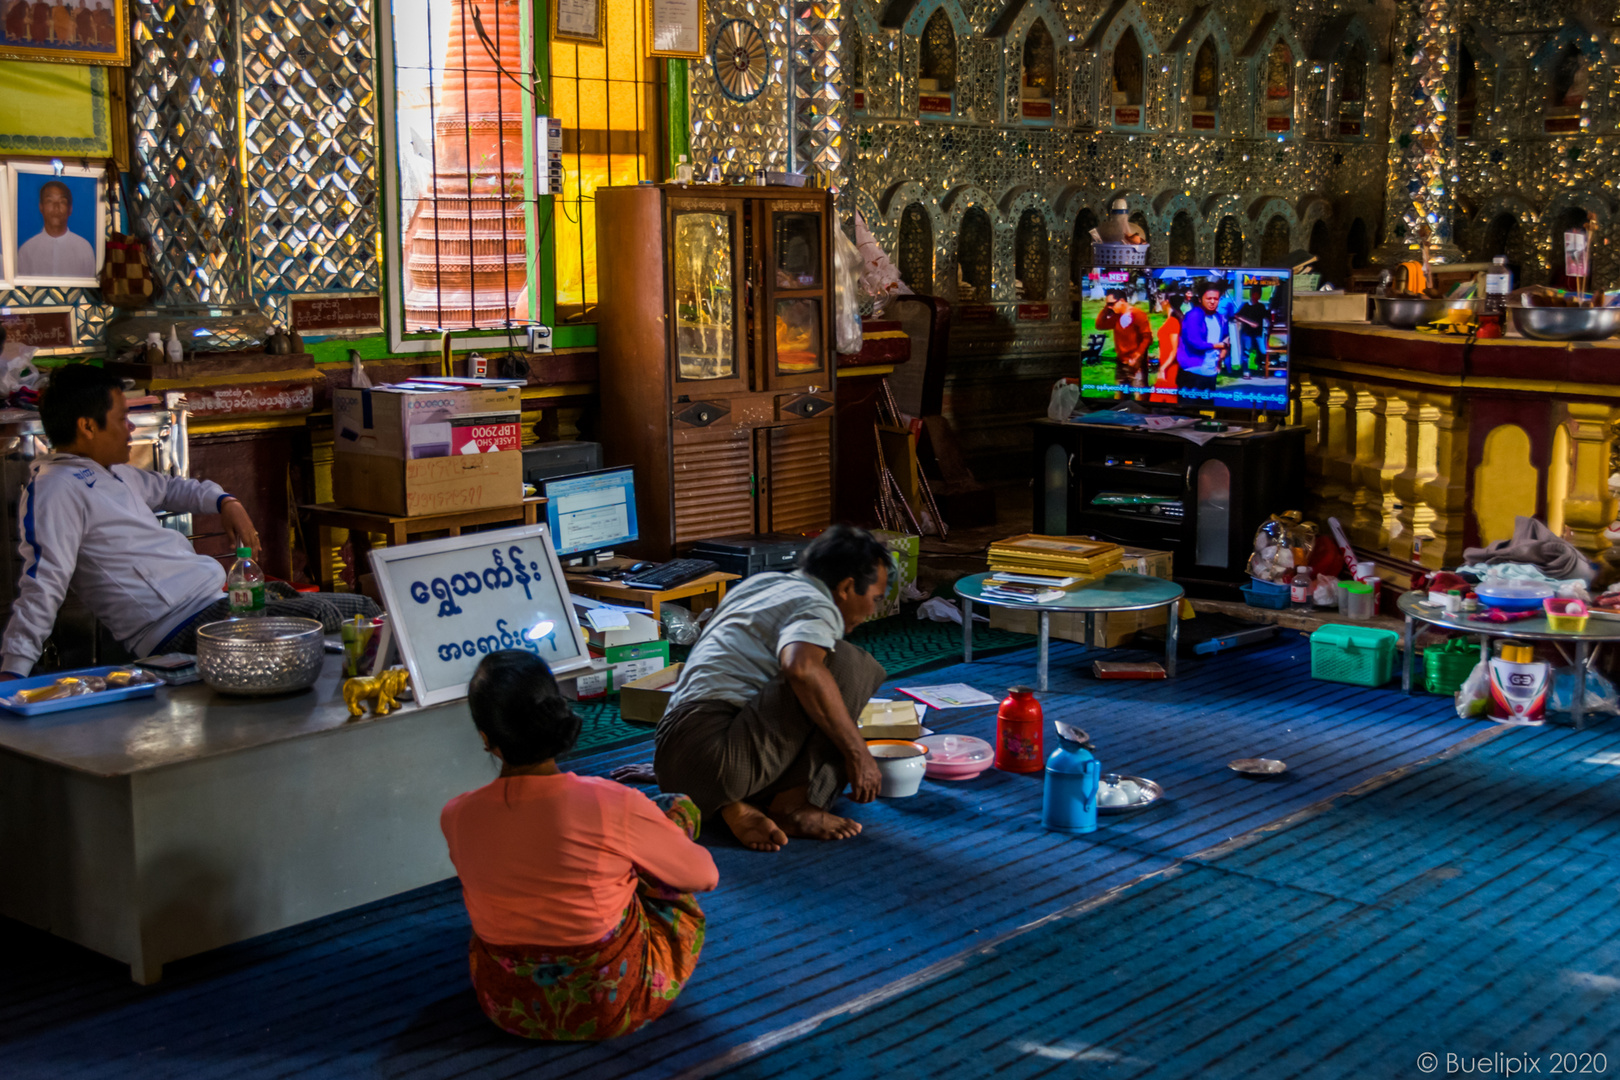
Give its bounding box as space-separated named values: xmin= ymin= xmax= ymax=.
xmin=1295 ymin=324 xmax=1620 ymax=579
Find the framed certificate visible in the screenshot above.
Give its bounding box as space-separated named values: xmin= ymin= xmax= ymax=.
xmin=551 ymin=0 xmax=603 ymax=46
xmin=648 ymin=0 xmax=705 ymax=58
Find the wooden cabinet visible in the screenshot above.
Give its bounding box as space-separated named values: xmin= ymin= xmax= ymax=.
xmin=597 ymin=184 xmax=837 ymax=559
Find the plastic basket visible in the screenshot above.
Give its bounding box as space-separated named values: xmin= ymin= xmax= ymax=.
xmin=1311 ymin=624 xmax=1399 ymax=688
xmin=1240 ymin=584 xmax=1291 ymax=610
xmin=1248 ymin=576 xmax=1290 ymax=597
xmin=1423 ymin=637 xmax=1479 ymax=696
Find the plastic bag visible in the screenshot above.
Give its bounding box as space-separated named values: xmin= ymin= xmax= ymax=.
xmin=1549 ymin=666 xmax=1620 ymax=717
xmin=1454 ymin=659 xmax=1492 ymax=719
xmin=833 ymin=224 xmax=864 ymax=355
xmin=661 ymin=604 xmax=702 ymax=647
xmin=1047 ymin=379 xmax=1080 ymax=422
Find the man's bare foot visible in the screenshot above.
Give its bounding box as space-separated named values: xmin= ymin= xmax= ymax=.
xmin=720 ymin=802 xmax=788 ymax=852
xmin=769 ymin=802 xmax=862 ymax=841
xmin=609 ymin=763 xmax=658 ymax=785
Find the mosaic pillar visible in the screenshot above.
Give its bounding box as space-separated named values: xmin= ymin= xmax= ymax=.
xmin=793 ymin=0 xmax=843 ymax=183
xmin=129 ymin=0 xmax=250 ymax=305
xmin=1374 ymin=0 xmax=1463 ymax=264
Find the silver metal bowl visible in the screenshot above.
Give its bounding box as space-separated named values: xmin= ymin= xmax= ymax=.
xmin=1508 ymin=304 xmax=1620 ymax=341
xmin=1373 ymin=296 xmax=1476 ymax=329
xmin=196 ymin=617 xmax=325 ymax=696
xmin=1097 ymin=774 xmax=1164 ymax=815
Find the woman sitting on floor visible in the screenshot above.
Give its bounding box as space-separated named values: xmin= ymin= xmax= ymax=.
xmin=441 ymin=650 xmax=719 ymax=1041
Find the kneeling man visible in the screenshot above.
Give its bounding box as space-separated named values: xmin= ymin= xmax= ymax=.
xmin=653 ymin=525 xmax=892 ymax=852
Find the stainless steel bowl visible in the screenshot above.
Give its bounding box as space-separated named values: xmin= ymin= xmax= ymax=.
xmin=1373 ymin=296 xmax=1476 ymax=329
xmin=197 ymin=617 xmax=325 ymax=696
xmin=1097 ymin=774 xmax=1164 ymax=815
xmin=1508 ymin=304 xmax=1620 ymax=341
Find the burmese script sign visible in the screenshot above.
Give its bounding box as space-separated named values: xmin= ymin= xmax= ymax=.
xmin=289 ymin=293 xmax=382 ymax=334
xmin=0 ymin=307 xmax=75 ymax=351
xmin=368 ymin=523 xmax=590 ymax=706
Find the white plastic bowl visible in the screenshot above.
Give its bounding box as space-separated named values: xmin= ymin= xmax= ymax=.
xmin=867 ymin=740 xmax=928 ymax=797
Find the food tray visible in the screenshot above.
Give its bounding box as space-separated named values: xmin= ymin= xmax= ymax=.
xmin=1097 ymin=774 xmax=1164 ymax=815
xmin=0 ymin=665 xmax=161 ymax=717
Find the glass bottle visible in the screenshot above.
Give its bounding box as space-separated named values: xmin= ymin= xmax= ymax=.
xmin=674 ymin=154 xmax=694 ymax=184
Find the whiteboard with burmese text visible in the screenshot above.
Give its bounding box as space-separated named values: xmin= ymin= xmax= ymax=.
xmin=369 ymin=523 xmax=591 ymax=706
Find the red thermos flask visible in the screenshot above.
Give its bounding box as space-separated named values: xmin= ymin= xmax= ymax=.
xmin=995 ymin=686 xmax=1044 ymax=773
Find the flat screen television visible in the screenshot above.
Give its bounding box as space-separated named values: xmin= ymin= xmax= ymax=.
xmin=1077 ymin=266 xmax=1292 ymax=416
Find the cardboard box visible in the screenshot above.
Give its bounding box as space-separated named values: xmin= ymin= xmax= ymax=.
xmin=988 ymin=546 xmax=1174 ymax=647
xmin=871 ymin=530 xmax=920 ymax=621
xmin=581 ymin=611 xmax=662 ymax=651
xmin=558 ymin=657 xmax=610 ymax=701
xmin=333 ymin=385 xmax=523 ymax=460
xmin=619 ymin=662 xmax=683 ymax=725
xmin=858 ymin=698 xmax=925 ymax=740
xmin=592 ymin=638 xmax=670 ymax=668
xmin=331 ymin=448 xmax=524 ymax=517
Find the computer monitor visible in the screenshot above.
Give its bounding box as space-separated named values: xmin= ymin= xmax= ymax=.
xmin=543 ymin=466 xmax=639 ymax=565
xmin=1077 ymin=266 xmax=1292 ymax=417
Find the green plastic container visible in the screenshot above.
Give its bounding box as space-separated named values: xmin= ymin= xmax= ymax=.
xmin=1423 ymin=637 xmax=1479 ymax=696
xmin=1311 ymin=624 xmax=1400 ymax=688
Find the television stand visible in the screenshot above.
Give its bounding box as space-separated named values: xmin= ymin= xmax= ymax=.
xmin=1031 ymin=419 xmax=1305 ymax=586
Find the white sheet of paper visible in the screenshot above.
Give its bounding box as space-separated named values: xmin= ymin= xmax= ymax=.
xmin=895 ymin=683 xmax=999 ymax=710
xmin=583 ymin=608 xmax=631 ymax=632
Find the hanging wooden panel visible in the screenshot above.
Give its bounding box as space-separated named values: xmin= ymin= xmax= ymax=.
xmin=766 ymin=419 xmax=833 ymax=534
xmin=673 ymin=426 xmax=756 ymax=544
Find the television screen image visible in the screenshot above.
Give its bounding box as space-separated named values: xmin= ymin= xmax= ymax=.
xmin=1078 ymin=266 xmax=1292 ymax=414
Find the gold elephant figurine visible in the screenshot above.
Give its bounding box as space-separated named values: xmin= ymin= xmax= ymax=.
xmin=343 ymin=668 xmax=412 ymax=718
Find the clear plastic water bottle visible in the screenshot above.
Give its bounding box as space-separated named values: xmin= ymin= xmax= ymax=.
xmin=227 ymin=546 xmax=266 ymax=617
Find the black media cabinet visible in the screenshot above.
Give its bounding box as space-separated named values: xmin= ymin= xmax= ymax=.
xmin=1031 ymin=419 xmax=1307 ymax=589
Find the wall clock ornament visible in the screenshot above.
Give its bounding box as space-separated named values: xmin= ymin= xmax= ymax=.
xmin=712 ymin=19 xmax=768 ymax=103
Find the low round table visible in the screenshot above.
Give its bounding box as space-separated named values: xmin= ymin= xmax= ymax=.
xmin=955 ymin=571 xmax=1186 ymax=691
xmin=1400 ymin=592 xmax=1620 ymax=729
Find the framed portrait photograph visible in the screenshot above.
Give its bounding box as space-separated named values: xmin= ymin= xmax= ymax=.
xmin=648 ymin=0 xmax=705 ymax=58
xmin=550 ymin=0 xmax=602 ymax=46
xmin=5 ymin=162 xmax=104 ymax=289
xmin=0 ymin=0 xmax=129 ymax=66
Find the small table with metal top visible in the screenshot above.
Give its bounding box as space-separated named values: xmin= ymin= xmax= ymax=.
xmin=955 ymin=571 xmax=1185 ymax=691
xmin=1399 ymin=591 xmax=1620 ymax=729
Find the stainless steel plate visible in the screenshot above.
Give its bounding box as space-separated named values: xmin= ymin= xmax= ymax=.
xmin=1229 ymin=757 xmax=1288 ymax=776
xmin=1097 ymin=774 xmax=1163 ymax=815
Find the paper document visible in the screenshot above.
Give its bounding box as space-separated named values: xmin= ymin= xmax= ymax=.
xmin=895 ymin=683 xmax=999 ymax=710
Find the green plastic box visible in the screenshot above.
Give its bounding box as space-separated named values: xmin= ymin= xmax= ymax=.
xmin=1310 ymin=624 xmax=1400 ymax=688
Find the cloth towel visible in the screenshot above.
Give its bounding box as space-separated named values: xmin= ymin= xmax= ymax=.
xmin=1463 ymin=516 xmax=1595 ymax=584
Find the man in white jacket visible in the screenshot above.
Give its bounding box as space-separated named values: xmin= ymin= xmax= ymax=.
xmin=0 ymin=364 xmax=375 ymax=677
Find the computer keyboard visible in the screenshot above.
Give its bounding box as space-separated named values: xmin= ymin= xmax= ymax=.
xmin=623 ymin=558 xmax=720 ymax=591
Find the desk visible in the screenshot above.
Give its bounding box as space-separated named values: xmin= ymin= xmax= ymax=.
xmin=0 ymin=654 xmax=493 ymax=983
xmin=1399 ymin=592 xmax=1620 ymax=729
xmin=565 ymin=557 xmax=739 ymax=620
xmin=300 ymin=498 xmax=544 ymax=591
xmin=956 ymin=571 xmax=1185 ymax=690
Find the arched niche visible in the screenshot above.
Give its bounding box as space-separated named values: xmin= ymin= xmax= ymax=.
xmin=1345 ymin=217 xmax=1370 ymax=271
xmin=1260 ymin=215 xmax=1290 ymax=267
xmin=1129 ymin=210 xmax=1152 ymax=252
xmin=1071 ymin=207 xmax=1098 ymax=293
xmin=957 ymin=206 xmax=992 ymax=301
xmin=1263 ymin=40 xmax=1294 ymax=134
xmin=1308 ymin=219 xmax=1329 ymax=269
xmin=898 ymin=202 xmax=934 ymax=294
xmin=1190 ymin=39 xmax=1219 ymax=130
xmin=1112 ymin=29 xmax=1146 ymax=129
xmin=1169 ymin=212 xmax=1196 ymax=264
xmin=1019 ymin=20 xmax=1056 ymax=125
xmin=1015 ymin=209 xmax=1050 ymax=301
xmin=1215 ymin=216 xmax=1244 ymax=267
xmin=919 ymin=8 xmax=958 ymax=118
xmin=1335 ymin=42 xmax=1367 ymax=137
xmin=1546 ymin=41 xmax=1587 ymax=131
xmin=1457 ymin=42 xmax=1480 ymax=138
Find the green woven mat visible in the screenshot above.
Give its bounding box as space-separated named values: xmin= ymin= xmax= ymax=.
xmin=565 ymin=605 xmax=1033 ymax=758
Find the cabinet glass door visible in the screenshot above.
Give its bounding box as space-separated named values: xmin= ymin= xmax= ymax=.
xmin=671 ymin=208 xmax=740 ymax=386
xmin=763 ymin=200 xmax=831 ymax=388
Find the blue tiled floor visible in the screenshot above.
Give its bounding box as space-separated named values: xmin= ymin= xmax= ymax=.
xmin=0 ymin=635 xmax=1497 ymax=1079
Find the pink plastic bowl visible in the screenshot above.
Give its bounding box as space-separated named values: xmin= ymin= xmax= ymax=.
xmin=918 ymin=733 xmax=994 ymax=781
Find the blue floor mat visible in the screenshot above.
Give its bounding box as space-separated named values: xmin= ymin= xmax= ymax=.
xmin=713 ymin=722 xmax=1620 ymax=1080
xmin=0 ymin=635 xmax=1496 ymax=1079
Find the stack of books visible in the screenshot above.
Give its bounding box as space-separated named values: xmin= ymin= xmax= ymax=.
xmin=982 ymin=535 xmax=1123 ymax=603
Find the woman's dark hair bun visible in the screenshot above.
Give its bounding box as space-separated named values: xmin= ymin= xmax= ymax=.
xmin=467 ymin=651 xmax=582 ymax=767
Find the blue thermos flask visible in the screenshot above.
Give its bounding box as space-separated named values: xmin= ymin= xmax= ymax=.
xmin=1042 ymin=724 xmax=1100 ymax=833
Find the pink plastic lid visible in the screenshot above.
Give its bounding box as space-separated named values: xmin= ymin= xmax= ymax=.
xmin=918 ymin=733 xmax=993 ymax=764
